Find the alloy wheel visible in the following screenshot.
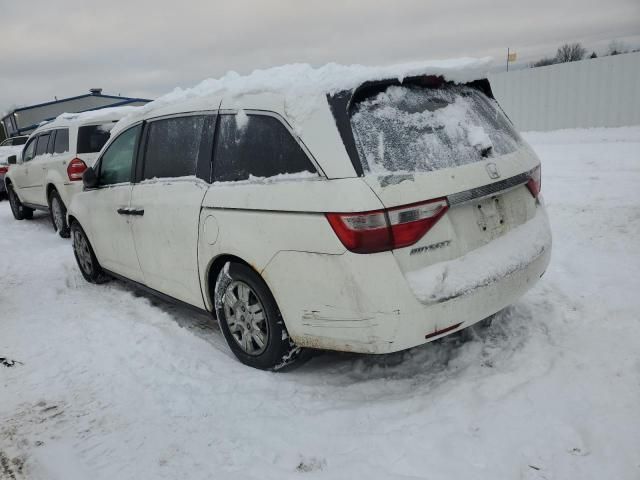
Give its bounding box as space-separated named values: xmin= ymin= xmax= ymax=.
xmin=222 ymin=280 xmax=269 ymax=355
xmin=52 ymin=196 xmax=64 ymax=231
xmin=8 ymin=188 xmax=20 ymax=217
xmin=73 ymin=229 xmax=93 ymax=274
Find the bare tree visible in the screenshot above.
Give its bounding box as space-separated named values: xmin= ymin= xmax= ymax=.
xmin=530 ymin=57 xmax=556 ymax=68
xmin=555 ymin=43 xmax=586 ymax=63
xmin=607 ymin=40 xmax=627 ymax=56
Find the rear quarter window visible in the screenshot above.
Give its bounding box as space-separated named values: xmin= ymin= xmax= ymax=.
xmin=77 ymin=123 xmax=115 ymax=154
xmin=350 ymin=84 xmax=522 ymax=174
xmin=213 ymin=113 xmax=316 ymax=182
xmin=53 ymin=129 xmax=69 ymax=154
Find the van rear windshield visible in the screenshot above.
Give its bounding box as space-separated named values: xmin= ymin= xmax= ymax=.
xmin=77 ymin=123 xmax=115 ymax=154
xmin=350 ymin=84 xmax=522 ymax=175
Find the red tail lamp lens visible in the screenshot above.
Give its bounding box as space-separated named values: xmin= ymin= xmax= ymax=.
xmin=326 ymin=198 xmax=449 ymax=254
xmin=67 ymin=158 xmax=88 ymax=181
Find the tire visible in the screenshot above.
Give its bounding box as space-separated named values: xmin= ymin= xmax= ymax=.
xmin=7 ymin=183 xmax=33 ymax=220
xmin=49 ymin=189 xmax=70 ymax=238
xmin=71 ymin=221 xmax=109 ymax=284
xmin=214 ymin=262 xmax=304 ymax=371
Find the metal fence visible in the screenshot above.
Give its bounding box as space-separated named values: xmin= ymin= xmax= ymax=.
xmin=489 ymin=51 xmax=640 ymax=131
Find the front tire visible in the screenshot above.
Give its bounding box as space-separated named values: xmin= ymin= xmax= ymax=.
xmin=214 ymin=263 xmax=304 ymax=371
xmin=7 ymin=184 xmax=33 ymax=220
xmin=49 ymin=189 xmax=70 ymax=238
xmin=71 ymin=221 xmax=109 ymax=284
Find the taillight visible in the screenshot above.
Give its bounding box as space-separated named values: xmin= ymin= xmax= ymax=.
xmin=387 ymin=199 xmax=449 ymax=248
xmin=527 ymin=165 xmax=541 ymax=198
xmin=326 ymin=209 xmax=390 ymax=254
xmin=326 ymin=198 xmax=449 ymax=254
xmin=0 ymin=166 xmax=8 ymax=175
xmin=67 ymin=157 xmax=88 ymax=181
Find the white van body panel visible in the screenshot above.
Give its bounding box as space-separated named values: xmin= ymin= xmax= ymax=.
xmin=130 ymin=178 xmax=209 ymax=308
xmin=67 ymin=71 xmax=552 ymax=359
xmin=262 ymin=205 xmax=551 ymax=353
xmin=83 ymin=185 xmax=145 ymax=283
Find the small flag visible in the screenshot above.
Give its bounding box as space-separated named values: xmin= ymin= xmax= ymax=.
xmin=508 ymin=52 xmax=517 ymax=62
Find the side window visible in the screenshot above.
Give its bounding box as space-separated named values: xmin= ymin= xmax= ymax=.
xmin=213 ymin=114 xmax=316 ymax=182
xmin=22 ymin=138 xmax=37 ymax=162
xmin=53 ymin=129 xmax=69 ymax=154
xmin=77 ymin=123 xmax=115 ymax=154
xmin=35 ymin=133 xmax=51 ymax=157
xmin=142 ymin=115 xmax=207 ymax=180
xmin=98 ymin=125 xmax=141 ymax=186
xmin=47 ymin=131 xmax=56 ymax=154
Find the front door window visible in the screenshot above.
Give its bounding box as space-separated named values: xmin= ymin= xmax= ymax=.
xmin=98 ymin=125 xmax=141 ymax=186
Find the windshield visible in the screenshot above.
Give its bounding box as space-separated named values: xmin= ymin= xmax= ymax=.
xmin=350 ymin=84 xmax=522 ymax=175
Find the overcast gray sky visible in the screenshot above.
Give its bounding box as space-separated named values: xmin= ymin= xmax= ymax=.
xmin=1 ymin=0 xmax=639 ymax=114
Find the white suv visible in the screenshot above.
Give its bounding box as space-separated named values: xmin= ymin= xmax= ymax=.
xmin=67 ymin=61 xmax=552 ymax=370
xmin=4 ymin=107 xmax=138 ymax=237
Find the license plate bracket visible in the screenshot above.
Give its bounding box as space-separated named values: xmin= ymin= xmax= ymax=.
xmin=474 ymin=196 xmax=507 ymax=238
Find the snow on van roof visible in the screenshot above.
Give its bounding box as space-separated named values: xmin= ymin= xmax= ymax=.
xmin=38 ymin=105 xmax=142 ymax=131
xmin=112 ymin=58 xmax=491 ymax=134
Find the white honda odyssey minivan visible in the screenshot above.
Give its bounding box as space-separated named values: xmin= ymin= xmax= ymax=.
xmin=4 ymin=107 xmax=138 ymax=237
xmin=67 ymin=60 xmax=552 ymax=370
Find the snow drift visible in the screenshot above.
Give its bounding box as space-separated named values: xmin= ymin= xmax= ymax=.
xmin=112 ymin=58 xmax=492 ymax=135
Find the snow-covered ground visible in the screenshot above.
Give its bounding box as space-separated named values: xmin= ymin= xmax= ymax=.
xmin=1 ymin=127 xmax=639 ymax=479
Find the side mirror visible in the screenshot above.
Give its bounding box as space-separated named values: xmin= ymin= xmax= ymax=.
xmin=83 ymin=167 xmax=99 ymax=189
xmin=7 ymin=155 xmax=17 ymax=165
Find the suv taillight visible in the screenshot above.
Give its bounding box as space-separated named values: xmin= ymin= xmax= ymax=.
xmin=67 ymin=157 xmax=88 ymax=181
xmin=326 ymin=198 xmax=449 ymax=254
xmin=0 ymin=165 xmax=8 ymax=175
xmin=527 ymin=165 xmax=541 ymax=198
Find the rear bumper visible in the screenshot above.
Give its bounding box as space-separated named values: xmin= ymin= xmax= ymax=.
xmin=263 ymin=205 xmax=552 ymax=354
xmin=387 ymin=241 xmax=550 ymax=352
xmin=0 ymin=174 xmax=6 ymax=193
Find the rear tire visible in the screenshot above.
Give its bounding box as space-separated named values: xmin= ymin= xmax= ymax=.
xmin=214 ymin=263 xmax=304 ymax=371
xmin=49 ymin=189 xmax=70 ymax=238
xmin=7 ymin=183 xmax=33 ymax=220
xmin=71 ymin=221 xmax=109 ymax=284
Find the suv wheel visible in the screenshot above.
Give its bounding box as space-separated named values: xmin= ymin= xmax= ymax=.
xmin=49 ymin=189 xmax=70 ymax=238
xmin=71 ymin=222 xmax=109 ymax=283
xmin=214 ymin=263 xmax=305 ymax=370
xmin=7 ymin=184 xmax=33 ymax=220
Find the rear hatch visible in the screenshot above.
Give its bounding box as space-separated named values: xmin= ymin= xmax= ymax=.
xmin=332 ymin=77 xmax=543 ymax=300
